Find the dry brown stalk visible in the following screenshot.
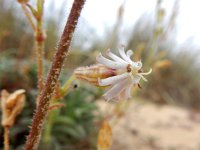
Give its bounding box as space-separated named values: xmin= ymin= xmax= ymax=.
xmin=24 ymin=0 xmax=86 ymax=149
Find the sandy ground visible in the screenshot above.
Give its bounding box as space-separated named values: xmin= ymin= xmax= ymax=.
xmin=97 ymin=100 xmax=200 ymax=150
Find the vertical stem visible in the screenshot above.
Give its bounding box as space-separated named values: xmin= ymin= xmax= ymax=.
xmin=24 ymin=0 xmax=86 ymax=149
xmin=35 ymin=37 xmax=44 ymax=105
xmin=35 ymin=0 xmax=45 ymax=105
xmin=4 ymin=127 xmax=9 ymax=150
xmin=19 ymin=0 xmax=45 ymax=105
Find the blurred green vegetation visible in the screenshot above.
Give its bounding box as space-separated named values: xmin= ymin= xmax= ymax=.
xmin=0 ymin=0 xmax=200 ymax=149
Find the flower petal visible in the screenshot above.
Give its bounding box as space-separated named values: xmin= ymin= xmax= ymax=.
xmin=124 ymin=84 xmax=132 ymax=99
xmin=118 ymin=45 xmax=132 ymax=64
xmin=132 ymin=75 xmax=141 ymax=85
xmin=126 ymin=50 xmax=134 ymax=63
xmin=96 ymin=53 xmax=127 ymax=69
xmin=106 ymin=49 xmax=127 ymax=64
xmin=98 ymin=73 xmax=130 ymax=86
xmin=103 ymin=79 xmax=128 ymax=100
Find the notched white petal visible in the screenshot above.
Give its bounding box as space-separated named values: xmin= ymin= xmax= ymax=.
xmin=125 ymin=50 xmax=134 ymax=64
xmin=103 ymin=79 xmax=128 ymax=100
xmin=118 ymin=45 xmax=132 ymax=64
xmin=98 ymin=73 xmax=130 ymax=86
xmin=106 ymin=49 xmax=127 ymax=64
xmin=126 ymin=50 xmax=133 ymax=58
xmin=124 ymin=85 xmax=132 ymax=99
xmin=132 ymin=75 xmax=141 ymax=85
xmin=96 ymin=53 xmax=127 ymax=69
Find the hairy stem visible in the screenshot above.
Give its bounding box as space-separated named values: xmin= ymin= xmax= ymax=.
xmin=19 ymin=0 xmax=45 ymax=105
xmin=24 ymin=0 xmax=86 ymax=149
xmin=36 ymin=39 xmax=44 ymax=94
xmin=4 ymin=127 xmax=9 ymax=150
xmin=35 ymin=0 xmax=45 ymax=105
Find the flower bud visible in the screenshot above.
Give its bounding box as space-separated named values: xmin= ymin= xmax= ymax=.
xmin=74 ymin=64 xmax=116 ymax=86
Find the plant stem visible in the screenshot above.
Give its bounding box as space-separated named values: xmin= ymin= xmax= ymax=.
xmin=36 ymin=39 xmax=44 ymax=96
xmin=4 ymin=127 xmax=9 ymax=150
xmin=42 ymin=74 xmax=75 ymax=145
xmin=35 ymin=0 xmax=45 ymax=105
xmin=24 ymin=0 xmax=86 ymax=149
xmin=60 ymin=74 xmax=75 ymax=96
xmin=19 ymin=0 xmax=45 ymax=105
xmin=20 ymin=3 xmax=36 ymax=31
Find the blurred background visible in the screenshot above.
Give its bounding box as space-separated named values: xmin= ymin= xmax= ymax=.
xmin=0 ymin=0 xmax=200 ymax=149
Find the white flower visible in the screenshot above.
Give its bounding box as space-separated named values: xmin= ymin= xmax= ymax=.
xmin=96 ymin=45 xmax=152 ymax=101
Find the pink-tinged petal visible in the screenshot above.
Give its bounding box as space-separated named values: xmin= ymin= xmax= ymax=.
xmin=98 ymin=73 xmax=130 ymax=86
xmin=118 ymin=45 xmax=132 ymax=64
xmin=103 ymin=79 xmax=128 ymax=100
xmin=106 ymin=49 xmax=127 ymax=64
xmin=96 ymin=53 xmax=127 ymax=69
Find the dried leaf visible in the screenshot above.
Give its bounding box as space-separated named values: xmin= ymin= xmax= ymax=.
xmin=97 ymin=120 xmax=112 ymax=150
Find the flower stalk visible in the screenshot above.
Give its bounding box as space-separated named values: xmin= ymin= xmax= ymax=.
xmin=18 ymin=0 xmax=45 ymax=105
xmin=35 ymin=0 xmax=45 ymax=103
xmin=24 ymin=0 xmax=86 ymax=149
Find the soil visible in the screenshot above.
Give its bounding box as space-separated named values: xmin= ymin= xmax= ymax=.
xmin=97 ymin=100 xmax=200 ymax=150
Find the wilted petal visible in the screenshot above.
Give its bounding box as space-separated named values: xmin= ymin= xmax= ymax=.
xmin=96 ymin=53 xmax=127 ymax=69
xmin=98 ymin=73 xmax=130 ymax=86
